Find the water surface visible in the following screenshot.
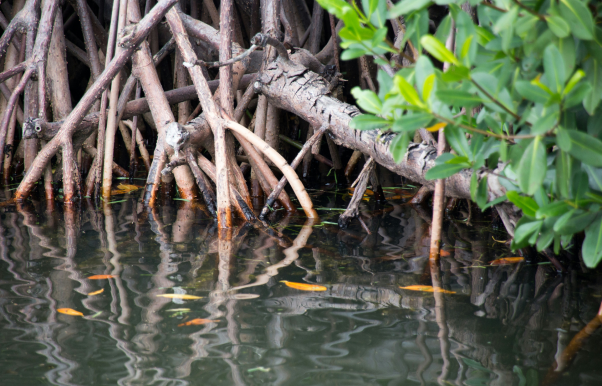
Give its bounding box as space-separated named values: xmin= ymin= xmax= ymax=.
xmin=0 ymin=189 xmax=600 ymax=385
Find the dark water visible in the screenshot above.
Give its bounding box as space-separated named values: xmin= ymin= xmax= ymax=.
xmin=1 ymin=188 xmax=601 ymax=386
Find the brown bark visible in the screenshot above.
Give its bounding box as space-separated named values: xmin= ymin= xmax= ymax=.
xmin=127 ymin=0 xmax=197 ymax=202
xmin=14 ymin=0 xmax=180 ymax=201
xmin=254 ymin=56 xmax=506 ymax=201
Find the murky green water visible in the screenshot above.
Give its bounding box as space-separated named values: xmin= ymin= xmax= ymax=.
xmin=1 ymin=189 xmax=601 ymax=385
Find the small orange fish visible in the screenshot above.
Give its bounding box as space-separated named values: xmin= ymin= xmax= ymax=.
xmin=57 ymin=308 xmax=84 ymax=316
xmin=491 ymin=257 xmax=524 ymax=265
xmin=178 ymin=318 xmax=219 ymax=327
xmin=88 ymin=288 xmax=104 ymax=296
xmin=440 ymin=249 xmax=451 ymax=257
xmin=281 ymin=281 xmax=327 ymax=292
xmin=87 ymin=275 xmax=117 ymax=280
xmin=156 ymin=294 xmax=203 ymax=300
xmin=399 ymin=285 xmax=456 ymax=294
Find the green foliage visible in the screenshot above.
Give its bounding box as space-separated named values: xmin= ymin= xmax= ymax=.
xmin=317 ymin=0 xmax=602 ymax=267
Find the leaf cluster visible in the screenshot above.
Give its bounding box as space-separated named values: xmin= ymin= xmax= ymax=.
xmin=317 ymin=0 xmax=602 ymax=268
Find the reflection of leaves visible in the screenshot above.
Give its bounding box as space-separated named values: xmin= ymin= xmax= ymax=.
xmin=462 ymin=358 xmax=491 ymax=373
xmin=465 ymin=377 xmax=490 ymax=386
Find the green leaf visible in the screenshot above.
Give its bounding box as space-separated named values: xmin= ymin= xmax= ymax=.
xmin=543 ymin=44 xmax=567 ymax=94
xmin=425 ymin=154 xmax=471 ymax=180
xmin=583 ymin=59 xmax=602 ymax=115
xmin=415 ymin=56 xmax=434 ymax=99
xmin=555 ymin=150 xmax=573 ymax=198
xmin=392 ymin=112 xmax=433 ymax=132
xmin=422 ymin=73 xmax=436 ymax=101
xmin=563 ymin=82 xmax=592 ymax=108
xmin=483 ymin=194 xmax=508 ymax=209
xmin=564 ymin=69 xmax=586 ymax=95
xmin=583 ymin=216 xmax=602 ymax=268
xmin=513 ymin=218 xmax=544 ymax=248
xmin=420 ymin=35 xmax=459 ymax=66
xmin=394 ymin=75 xmax=426 ymax=108
xmin=493 ymin=6 xmax=519 ymax=35
xmin=435 ymin=90 xmax=483 ymax=107
xmin=585 ymin=165 xmax=602 ymax=192
xmin=341 ymin=48 xmax=368 ymax=60
xmin=441 ymin=65 xmax=471 ymax=82
xmin=390 ymin=132 xmax=411 ymax=163
xmin=350 ymin=87 xmax=383 ymax=114
xmin=559 ymin=0 xmax=595 ymax=40
xmin=537 ymin=221 xmax=556 ymax=251
xmin=507 ymin=191 xmax=539 ymax=217
xmin=536 ymin=201 xmax=570 ymax=219
xmin=554 ymin=209 xmax=597 ymax=235
xmin=349 ymin=115 xmax=389 ymax=131
xmin=546 ymin=15 xmax=570 ymax=38
xmin=444 ymin=125 xmax=471 ymax=159
xmin=531 ymin=111 xmax=558 ymax=135
xmin=515 ymin=81 xmax=550 ymax=104
xmin=316 ymin=0 xmax=353 ymax=19
xmin=389 ymin=0 xmax=431 ymax=18
xmin=518 ymin=136 xmax=547 ymax=195
xmin=475 ymin=175 xmax=489 ymax=208
xmin=557 ymin=127 xmax=602 ymax=167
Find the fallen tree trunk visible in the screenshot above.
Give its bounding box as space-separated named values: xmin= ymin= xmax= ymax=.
xmin=253 ymin=58 xmax=506 ymax=201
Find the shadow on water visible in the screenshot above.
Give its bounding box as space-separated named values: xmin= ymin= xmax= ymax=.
xmin=1 ymin=189 xmax=602 ymax=385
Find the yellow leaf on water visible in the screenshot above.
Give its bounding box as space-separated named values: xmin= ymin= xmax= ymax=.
xmin=399 ymin=285 xmax=456 ymax=294
xmin=156 ymin=294 xmax=203 ymax=300
xmin=491 ymin=257 xmax=524 ymax=265
xmin=88 ymin=288 xmax=104 ymax=296
xmin=57 ymin=308 xmax=84 ymax=316
xmin=426 ymin=122 xmax=447 ymax=132
xmin=87 ymin=275 xmax=117 ymax=280
xmin=110 ymin=190 xmax=127 ymax=195
xmin=116 ymin=183 xmax=141 ymax=192
xmin=178 ymin=318 xmax=219 ymax=327
xmin=281 ymin=281 xmax=327 ymax=292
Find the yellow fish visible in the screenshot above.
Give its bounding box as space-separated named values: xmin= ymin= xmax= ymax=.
xmin=399 ymin=285 xmax=456 ymax=294
xmin=281 ymin=281 xmax=327 ymax=292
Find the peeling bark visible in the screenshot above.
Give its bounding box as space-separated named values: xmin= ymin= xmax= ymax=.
xmin=254 ymin=58 xmax=506 ymax=201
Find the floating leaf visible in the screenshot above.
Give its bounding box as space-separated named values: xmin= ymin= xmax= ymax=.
xmin=399 ymin=285 xmax=456 ymax=294
xmin=116 ymin=183 xmax=141 ymax=192
xmin=156 ymin=294 xmax=203 ymax=300
xmin=87 ymin=288 xmax=104 ymax=296
xmin=57 ymin=308 xmax=84 ymax=317
xmin=178 ymin=318 xmax=219 ymax=327
xmin=166 ymin=308 xmax=191 ymax=312
xmin=87 ymin=274 xmax=117 ymax=280
xmin=281 ymin=281 xmax=328 ymax=291
xmin=491 ymin=257 xmax=525 ymax=265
